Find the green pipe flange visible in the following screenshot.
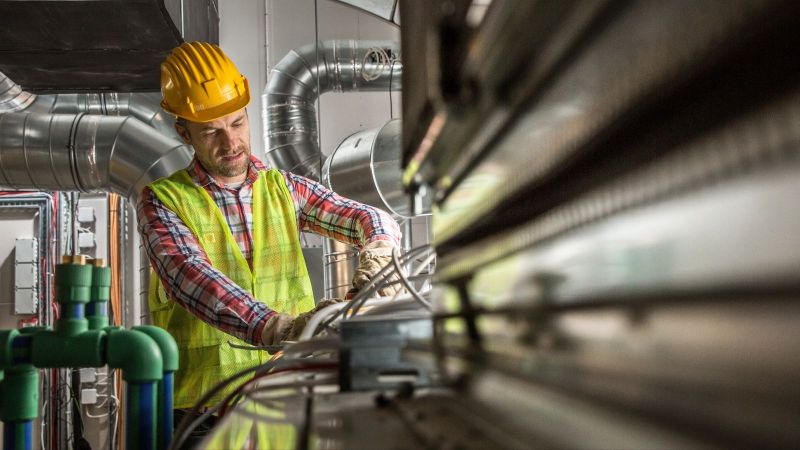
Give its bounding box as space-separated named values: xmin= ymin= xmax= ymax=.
xmin=132 ymin=326 xmax=179 ymax=372
xmin=30 ymin=330 xmax=105 ymax=368
xmin=0 ymin=365 xmax=38 ymax=422
xmin=106 ymin=329 xmax=163 ymax=382
xmin=0 ymin=329 xmax=20 ymax=368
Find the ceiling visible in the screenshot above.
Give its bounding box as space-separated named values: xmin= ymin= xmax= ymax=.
xmin=0 ymin=0 xmax=217 ymax=92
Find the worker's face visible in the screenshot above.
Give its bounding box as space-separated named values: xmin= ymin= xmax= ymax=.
xmin=177 ymin=108 xmax=251 ymax=184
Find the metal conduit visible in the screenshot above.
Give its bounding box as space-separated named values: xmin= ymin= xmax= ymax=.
xmin=263 ymin=40 xmax=401 ymax=180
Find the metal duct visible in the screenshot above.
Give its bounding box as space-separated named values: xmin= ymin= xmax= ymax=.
xmin=263 ymin=40 xmax=401 ymax=180
xmin=323 ymin=239 xmax=358 ymax=299
xmin=0 ymin=71 xmax=179 ymax=139
xmin=323 ymin=119 xmax=409 ymax=217
xmin=0 ymin=112 xmax=191 ymax=203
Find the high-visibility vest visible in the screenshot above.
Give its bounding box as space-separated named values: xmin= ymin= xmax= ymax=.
xmin=147 ymin=168 xmax=315 ymax=408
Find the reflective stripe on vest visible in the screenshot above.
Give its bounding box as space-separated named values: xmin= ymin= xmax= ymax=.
xmin=147 ymin=168 xmax=315 ymax=408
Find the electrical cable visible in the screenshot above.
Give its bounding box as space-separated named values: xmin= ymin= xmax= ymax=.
xmin=229 ymin=376 xmax=337 ymax=423
xmin=217 ymin=362 xmax=337 ymax=418
xmin=40 ymin=400 xmax=48 ymax=450
xmin=170 ymin=358 xmax=337 ymax=449
xmin=361 ymin=46 xmax=392 ymax=82
xmin=390 ymin=246 xmax=432 ymax=310
xmin=170 ymin=356 xmax=307 ymax=450
xmin=345 ymin=245 xmax=434 ymax=318
xmin=336 ymin=244 xmax=431 ymax=322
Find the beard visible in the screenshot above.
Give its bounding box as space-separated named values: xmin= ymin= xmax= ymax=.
xmin=202 ymin=145 xmax=250 ymax=179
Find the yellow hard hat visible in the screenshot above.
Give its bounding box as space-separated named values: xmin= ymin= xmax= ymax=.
xmin=160 ymin=41 xmax=250 ymax=122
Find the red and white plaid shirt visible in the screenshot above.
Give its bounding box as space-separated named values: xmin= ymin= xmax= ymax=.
xmin=137 ymin=156 xmax=401 ymax=344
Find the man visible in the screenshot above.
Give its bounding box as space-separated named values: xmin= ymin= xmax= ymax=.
xmin=137 ymin=41 xmax=401 ymax=415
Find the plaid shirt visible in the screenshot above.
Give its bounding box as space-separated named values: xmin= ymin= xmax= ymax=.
xmin=137 ymin=156 xmax=401 ymax=345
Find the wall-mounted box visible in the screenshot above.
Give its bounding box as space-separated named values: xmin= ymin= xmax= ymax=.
xmin=14 ymin=238 xmax=38 ymax=315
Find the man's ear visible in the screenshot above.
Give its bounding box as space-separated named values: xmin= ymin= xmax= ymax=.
xmin=175 ymin=123 xmax=192 ymax=144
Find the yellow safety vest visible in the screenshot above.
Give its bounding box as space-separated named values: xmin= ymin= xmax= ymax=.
xmin=147 ymin=168 xmax=315 ymax=408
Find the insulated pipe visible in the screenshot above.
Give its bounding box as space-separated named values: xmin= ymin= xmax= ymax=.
xmin=263 ymin=40 xmax=401 ymax=180
xmin=0 ymin=112 xmax=192 ymax=204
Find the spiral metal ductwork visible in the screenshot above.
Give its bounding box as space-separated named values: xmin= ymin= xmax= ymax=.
xmin=0 ymin=72 xmax=191 ymax=203
xmin=263 ymin=40 xmax=402 ymax=180
xmin=0 ymin=71 xmax=179 ymax=139
xmin=0 ymin=112 xmax=191 ymax=203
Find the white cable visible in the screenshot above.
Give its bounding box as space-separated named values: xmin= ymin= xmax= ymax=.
xmin=40 ymin=400 xmax=48 ymax=450
xmin=390 ymin=247 xmax=432 ymax=310
xmin=361 ymin=46 xmax=393 ymax=81
xmin=298 ymin=301 xmax=349 ymax=340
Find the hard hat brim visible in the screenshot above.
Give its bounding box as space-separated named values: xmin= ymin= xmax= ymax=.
xmin=163 ymin=89 xmax=251 ymax=123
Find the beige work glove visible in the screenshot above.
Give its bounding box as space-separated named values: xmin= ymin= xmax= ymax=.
xmin=351 ymin=240 xmax=404 ymax=297
xmin=260 ymin=298 xmax=348 ymax=345
xmin=260 ymin=313 xmax=295 ymax=346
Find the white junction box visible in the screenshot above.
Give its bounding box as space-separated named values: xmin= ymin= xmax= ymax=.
xmin=78 ymin=231 xmax=96 ymax=249
xmin=77 ymin=206 xmax=96 ymax=223
xmin=80 ymin=388 xmax=98 ymax=405
xmin=14 ymin=238 xmax=38 ymax=315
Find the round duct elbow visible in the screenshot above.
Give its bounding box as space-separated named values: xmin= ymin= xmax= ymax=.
xmin=263 ymin=40 xmax=402 ymax=181
xmin=323 ymin=119 xmax=410 ymax=218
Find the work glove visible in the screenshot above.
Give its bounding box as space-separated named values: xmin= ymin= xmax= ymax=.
xmin=260 ymin=298 xmax=348 ymax=346
xmin=351 ymin=240 xmax=404 ymax=298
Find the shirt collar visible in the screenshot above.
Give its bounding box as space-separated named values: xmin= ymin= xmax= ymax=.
xmin=187 ymin=155 xmax=267 ymax=189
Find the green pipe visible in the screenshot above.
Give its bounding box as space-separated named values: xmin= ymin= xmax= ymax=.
xmin=132 ymin=326 xmax=178 ymax=372
xmin=0 ymin=329 xmax=20 ymax=367
xmin=105 ymin=328 xmax=163 ymax=382
xmin=0 ymin=365 xmax=38 ymax=422
xmin=3 ymin=420 xmax=33 ymax=450
xmin=54 ymin=257 xmax=92 ymax=336
xmin=126 ymin=382 xmax=157 ymax=450
xmin=133 ymin=326 xmax=178 ymax=450
xmin=88 ymin=259 xmax=111 ymax=330
xmin=30 ymin=330 xmax=105 ymax=368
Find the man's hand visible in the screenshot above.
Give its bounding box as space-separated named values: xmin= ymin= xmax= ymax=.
xmin=351 ymin=240 xmax=403 ymax=297
xmin=260 ymin=313 xmax=294 ymax=346
xmin=260 ymin=299 xmax=348 ymax=345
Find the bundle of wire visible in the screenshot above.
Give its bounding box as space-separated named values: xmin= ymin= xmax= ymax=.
xmin=169 ymin=341 xmax=340 ymax=450
xmin=169 ymin=244 xmax=435 ymax=449
xmin=320 ymin=244 xmax=436 ymax=330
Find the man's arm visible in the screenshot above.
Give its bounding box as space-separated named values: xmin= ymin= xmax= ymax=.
xmin=137 ymin=187 xmax=275 ymax=345
xmin=282 ymin=171 xmax=402 ymax=248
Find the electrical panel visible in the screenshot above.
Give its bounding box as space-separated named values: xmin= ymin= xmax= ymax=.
xmin=14 ymin=238 xmax=38 ymax=314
